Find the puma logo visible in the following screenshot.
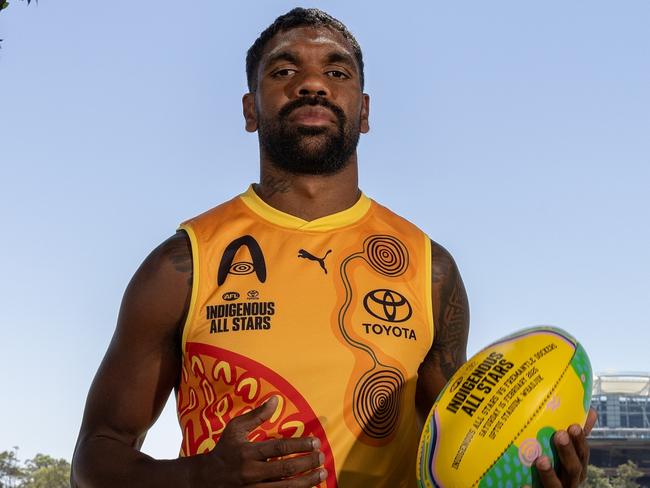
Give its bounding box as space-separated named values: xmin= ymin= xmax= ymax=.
xmin=298 ymin=249 xmax=332 ymax=274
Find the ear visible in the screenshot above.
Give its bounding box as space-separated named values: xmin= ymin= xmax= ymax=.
xmin=242 ymin=93 xmax=258 ymax=132
xmin=360 ymin=93 xmax=370 ymax=134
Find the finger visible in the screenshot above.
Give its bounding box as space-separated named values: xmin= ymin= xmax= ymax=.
xmin=584 ymin=407 xmax=598 ymax=436
xmin=227 ymin=396 xmax=279 ymax=437
xmin=568 ymin=424 xmax=588 ymax=482
xmin=249 ymin=468 xmax=327 ymax=488
xmin=257 ymin=451 xmax=325 ymax=481
xmin=247 ymin=436 xmax=321 ymax=460
xmin=553 ymin=430 xmax=582 ymax=488
xmin=535 ymin=456 xmax=562 ymax=488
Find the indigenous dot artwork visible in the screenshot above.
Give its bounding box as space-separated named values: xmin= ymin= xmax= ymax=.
xmin=479 ymin=427 xmax=555 ymax=488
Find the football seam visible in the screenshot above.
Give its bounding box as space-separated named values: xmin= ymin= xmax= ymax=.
xmin=471 ymin=350 xmax=575 ymax=486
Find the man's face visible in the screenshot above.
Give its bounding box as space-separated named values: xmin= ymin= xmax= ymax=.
xmin=243 ymin=26 xmax=370 ymax=175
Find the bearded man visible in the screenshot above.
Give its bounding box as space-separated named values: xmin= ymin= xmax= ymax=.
xmin=72 ymin=8 xmax=595 ymax=487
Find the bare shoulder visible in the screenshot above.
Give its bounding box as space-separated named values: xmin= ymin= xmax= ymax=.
xmin=119 ymin=230 xmax=193 ymax=340
xmin=137 ymin=231 xmax=192 ymax=286
xmin=430 ymin=240 xmax=459 ymax=286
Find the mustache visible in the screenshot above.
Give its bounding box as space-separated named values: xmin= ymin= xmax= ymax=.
xmin=278 ymin=96 xmax=346 ymax=124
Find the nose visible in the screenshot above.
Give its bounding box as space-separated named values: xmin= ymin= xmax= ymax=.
xmin=294 ymin=70 xmax=329 ymax=98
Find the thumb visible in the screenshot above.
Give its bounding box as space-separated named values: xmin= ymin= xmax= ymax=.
xmin=584 ymin=407 xmax=598 ymax=436
xmin=227 ymin=396 xmax=279 ymax=438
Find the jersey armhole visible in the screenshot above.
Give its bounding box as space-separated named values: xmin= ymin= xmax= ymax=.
xmin=178 ymin=224 xmax=200 ymax=354
xmin=424 ymin=234 xmax=435 ymax=349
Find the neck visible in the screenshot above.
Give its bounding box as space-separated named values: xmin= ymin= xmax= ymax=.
xmin=255 ymin=156 xmax=360 ymax=221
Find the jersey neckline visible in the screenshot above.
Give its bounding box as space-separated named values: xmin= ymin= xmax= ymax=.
xmin=239 ymin=184 xmax=372 ymax=232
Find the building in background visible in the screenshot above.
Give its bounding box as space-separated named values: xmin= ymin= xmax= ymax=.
xmin=590 ymin=372 xmax=650 ymax=485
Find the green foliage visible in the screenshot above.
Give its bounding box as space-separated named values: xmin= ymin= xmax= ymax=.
xmin=611 ymin=460 xmax=643 ymax=488
xmin=21 ymin=454 xmax=70 ymax=488
xmin=584 ymin=464 xmax=614 ymax=488
xmin=0 ymin=448 xmax=23 ymax=488
xmin=583 ymin=462 xmax=644 ymax=488
xmin=0 ymin=450 xmax=70 ymax=488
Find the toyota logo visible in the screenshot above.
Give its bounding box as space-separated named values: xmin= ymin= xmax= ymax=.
xmin=363 ymin=289 xmax=412 ymax=323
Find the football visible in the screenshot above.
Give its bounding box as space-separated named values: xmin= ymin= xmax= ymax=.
xmin=416 ymin=326 xmax=592 ymax=487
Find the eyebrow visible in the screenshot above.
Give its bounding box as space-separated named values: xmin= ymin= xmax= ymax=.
xmin=326 ymin=51 xmax=357 ymax=70
xmin=265 ymin=50 xmax=300 ymax=68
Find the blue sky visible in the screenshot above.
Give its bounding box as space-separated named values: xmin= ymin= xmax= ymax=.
xmin=1 ymin=1 xmax=648 ymax=462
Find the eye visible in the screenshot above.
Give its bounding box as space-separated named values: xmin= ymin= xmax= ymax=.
xmin=272 ymin=68 xmax=297 ymax=78
xmin=327 ymin=70 xmax=349 ymax=79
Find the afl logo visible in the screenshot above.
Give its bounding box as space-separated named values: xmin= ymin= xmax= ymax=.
xmin=222 ymin=292 xmax=239 ymax=301
xmin=363 ymin=289 xmax=412 ymax=323
xmin=449 ymin=376 xmax=464 ymax=393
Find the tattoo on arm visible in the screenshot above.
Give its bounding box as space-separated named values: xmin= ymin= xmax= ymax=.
xmin=435 ymin=275 xmax=469 ymax=380
xmin=168 ymin=233 xmax=193 ymax=286
xmin=427 ymin=244 xmax=470 ymax=381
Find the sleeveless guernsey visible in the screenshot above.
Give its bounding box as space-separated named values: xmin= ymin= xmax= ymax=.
xmin=176 ymin=186 xmax=434 ymax=487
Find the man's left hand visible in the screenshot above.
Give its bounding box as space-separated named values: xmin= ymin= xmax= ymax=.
xmin=535 ymin=407 xmax=598 ymax=487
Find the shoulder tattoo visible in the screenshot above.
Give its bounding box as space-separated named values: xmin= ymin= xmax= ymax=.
xmin=168 ymin=232 xmax=193 ymax=286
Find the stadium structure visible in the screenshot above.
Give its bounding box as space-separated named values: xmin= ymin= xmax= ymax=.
xmin=590 ymin=372 xmax=650 ymax=485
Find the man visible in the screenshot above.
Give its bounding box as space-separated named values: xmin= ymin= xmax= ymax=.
xmin=72 ymin=8 xmax=595 ymax=487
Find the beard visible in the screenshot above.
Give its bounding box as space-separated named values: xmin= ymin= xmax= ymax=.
xmin=257 ymin=96 xmax=360 ymax=176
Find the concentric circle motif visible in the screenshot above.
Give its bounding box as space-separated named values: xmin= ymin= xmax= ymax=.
xmin=354 ymin=369 xmax=404 ymax=438
xmin=229 ymin=261 xmax=254 ymax=275
xmin=364 ymin=236 xmax=408 ymax=277
xmin=518 ymin=438 xmax=543 ymax=467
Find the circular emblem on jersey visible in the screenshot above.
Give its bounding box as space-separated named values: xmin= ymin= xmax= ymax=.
xmin=363 ymin=289 xmax=412 ymax=323
xmin=229 ymin=261 xmax=254 ymax=275
xmin=364 ymin=236 xmax=408 ymax=277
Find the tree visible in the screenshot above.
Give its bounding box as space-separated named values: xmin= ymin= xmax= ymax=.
xmin=611 ymin=460 xmax=643 ymax=488
xmin=0 ymin=447 xmax=23 ymax=488
xmin=20 ymin=454 xmax=70 ymax=488
xmin=0 ymin=450 xmax=70 ymax=488
xmin=584 ymin=464 xmax=614 ymax=488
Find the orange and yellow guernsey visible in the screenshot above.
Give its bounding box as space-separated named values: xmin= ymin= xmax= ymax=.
xmin=176 ymin=186 xmax=434 ymax=487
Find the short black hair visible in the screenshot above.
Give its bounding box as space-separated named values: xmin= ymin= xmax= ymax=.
xmin=246 ymin=7 xmax=364 ymax=92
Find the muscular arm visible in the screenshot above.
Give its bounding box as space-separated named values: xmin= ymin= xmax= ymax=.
xmin=71 ymin=232 xmax=195 ymax=487
xmin=72 ymin=232 xmax=325 ymax=488
xmin=415 ymin=241 xmax=470 ymax=422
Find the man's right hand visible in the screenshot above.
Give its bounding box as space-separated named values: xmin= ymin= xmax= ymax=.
xmin=194 ymin=396 xmax=327 ymax=487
